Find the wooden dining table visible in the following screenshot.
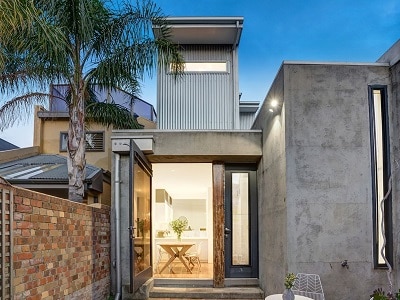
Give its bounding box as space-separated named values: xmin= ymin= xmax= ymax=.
xmin=158 ymin=242 xmax=195 ymax=274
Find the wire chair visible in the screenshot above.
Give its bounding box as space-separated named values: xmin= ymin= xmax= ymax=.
xmin=292 ymin=273 xmax=325 ymax=300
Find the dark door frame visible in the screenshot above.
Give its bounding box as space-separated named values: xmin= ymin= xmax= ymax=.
xmin=129 ymin=140 xmax=153 ymax=292
xmin=224 ymin=163 xmax=259 ymax=278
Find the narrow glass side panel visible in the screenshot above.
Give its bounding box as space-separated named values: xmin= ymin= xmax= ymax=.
xmin=373 ymin=90 xmax=385 ymax=265
xmin=134 ymin=162 xmax=151 ymax=274
xmin=232 ymin=173 xmax=249 ymax=265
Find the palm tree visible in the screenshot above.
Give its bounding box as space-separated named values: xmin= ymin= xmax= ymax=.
xmin=0 ymin=0 xmax=183 ymax=202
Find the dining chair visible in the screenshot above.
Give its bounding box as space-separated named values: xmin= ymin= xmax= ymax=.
xmin=155 ymin=244 xmax=172 ymax=273
xmin=184 ymin=241 xmax=202 ymax=271
xmin=292 ymin=273 xmax=325 ymax=300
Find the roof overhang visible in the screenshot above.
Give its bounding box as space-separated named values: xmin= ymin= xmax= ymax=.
xmin=239 ymin=101 xmax=260 ymax=113
xmin=153 ymin=17 xmax=244 ymax=46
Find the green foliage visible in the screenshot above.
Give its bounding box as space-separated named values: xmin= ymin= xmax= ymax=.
xmin=169 ymin=218 xmax=188 ymax=237
xmin=284 ymin=273 xmax=297 ymax=289
xmin=371 ymin=288 xmax=400 ymax=300
xmin=0 ymin=0 xmax=183 ymax=201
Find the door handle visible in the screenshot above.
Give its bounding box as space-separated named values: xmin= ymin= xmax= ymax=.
xmin=224 ymin=227 xmax=231 ymax=238
xmin=128 ymin=226 xmax=136 ymax=239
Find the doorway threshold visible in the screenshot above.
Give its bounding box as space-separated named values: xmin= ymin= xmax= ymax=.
xmin=154 ymin=278 xmax=213 ymax=287
xmin=153 ymin=278 xmax=260 ymax=287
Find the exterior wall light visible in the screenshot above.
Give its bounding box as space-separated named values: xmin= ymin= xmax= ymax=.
xmin=269 ymin=99 xmax=280 ymax=113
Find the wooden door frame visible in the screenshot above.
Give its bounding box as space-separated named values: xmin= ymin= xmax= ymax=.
xmin=213 ymin=162 xmax=225 ymax=287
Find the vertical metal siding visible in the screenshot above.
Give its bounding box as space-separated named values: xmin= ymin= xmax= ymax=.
xmin=240 ymin=112 xmax=257 ymax=129
xmin=158 ymin=45 xmax=238 ymax=130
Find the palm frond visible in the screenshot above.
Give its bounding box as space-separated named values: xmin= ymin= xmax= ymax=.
xmin=0 ymin=92 xmax=49 ymax=131
xmin=86 ymin=100 xmax=143 ymax=129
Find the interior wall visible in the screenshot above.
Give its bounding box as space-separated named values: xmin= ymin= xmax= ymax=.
xmin=173 ymin=198 xmax=207 ymax=231
xmin=151 ymin=163 xmax=213 ymax=266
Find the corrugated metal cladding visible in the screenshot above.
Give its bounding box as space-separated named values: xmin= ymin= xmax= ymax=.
xmin=240 ymin=112 xmax=257 ymax=129
xmin=158 ymin=45 xmax=238 ymax=130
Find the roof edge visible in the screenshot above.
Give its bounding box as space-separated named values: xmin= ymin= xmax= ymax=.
xmin=282 ymin=60 xmax=389 ymax=67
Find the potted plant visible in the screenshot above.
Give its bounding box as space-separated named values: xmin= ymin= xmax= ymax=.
xmin=370 ymin=288 xmax=400 ymax=300
xmin=169 ymin=218 xmax=188 ymax=241
xmin=282 ymin=273 xmax=297 ymax=300
xmin=136 ymin=218 xmax=150 ymax=237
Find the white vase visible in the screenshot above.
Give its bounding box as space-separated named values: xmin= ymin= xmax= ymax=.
xmin=282 ymin=288 xmax=294 ymax=300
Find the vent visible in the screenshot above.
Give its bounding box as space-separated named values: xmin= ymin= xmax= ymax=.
xmin=60 ymin=131 xmax=105 ymax=152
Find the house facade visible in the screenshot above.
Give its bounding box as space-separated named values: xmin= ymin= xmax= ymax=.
xmin=110 ymin=17 xmax=400 ymax=300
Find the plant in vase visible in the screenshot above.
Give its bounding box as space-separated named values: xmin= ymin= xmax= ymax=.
xmin=282 ymin=273 xmax=297 ymax=300
xmin=136 ymin=218 xmax=150 ymax=237
xmin=169 ymin=218 xmax=188 ymax=241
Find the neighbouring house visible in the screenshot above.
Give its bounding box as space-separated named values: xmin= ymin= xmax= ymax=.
xmin=0 ymin=85 xmax=156 ymax=205
xmin=0 ymin=153 xmax=109 ymax=203
xmin=0 ymin=138 xmax=19 ymax=151
xmin=109 ymin=16 xmax=400 ymax=300
xmin=34 ymin=84 xmax=157 ymax=172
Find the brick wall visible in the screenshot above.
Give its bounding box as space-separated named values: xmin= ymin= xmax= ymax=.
xmin=5 ymin=182 xmax=111 ymax=300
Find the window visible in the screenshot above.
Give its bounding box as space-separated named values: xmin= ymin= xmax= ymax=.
xmin=60 ymin=131 xmax=105 ymax=152
xmin=369 ymin=86 xmax=392 ymax=268
xmin=170 ymin=61 xmax=229 ymax=73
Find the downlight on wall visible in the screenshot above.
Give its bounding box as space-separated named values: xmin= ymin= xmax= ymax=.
xmin=269 ymin=99 xmax=280 ymax=113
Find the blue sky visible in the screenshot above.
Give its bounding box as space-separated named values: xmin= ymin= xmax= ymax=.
xmin=1 ymin=0 xmax=399 ymax=147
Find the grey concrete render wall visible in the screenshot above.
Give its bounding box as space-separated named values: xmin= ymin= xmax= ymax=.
xmin=377 ymin=39 xmax=400 ymax=65
xmin=112 ymin=130 xmax=262 ymax=162
xmin=119 ymin=155 xmax=132 ymax=289
xmin=389 ymin=60 xmax=400 ymax=292
xmin=283 ymin=63 xmax=391 ymax=299
xmin=252 ymin=67 xmax=288 ymax=295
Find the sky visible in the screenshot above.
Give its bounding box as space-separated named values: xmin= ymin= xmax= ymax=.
xmin=1 ymin=0 xmax=400 ymax=148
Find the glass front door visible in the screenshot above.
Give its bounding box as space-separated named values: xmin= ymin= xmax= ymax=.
xmin=224 ymin=164 xmax=258 ymax=278
xmin=129 ymin=140 xmax=152 ymax=292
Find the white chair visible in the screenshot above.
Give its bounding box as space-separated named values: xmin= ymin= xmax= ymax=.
xmin=292 ymin=273 xmax=325 ymax=300
xmin=155 ymin=245 xmax=171 ymax=273
xmin=184 ymin=241 xmax=202 ymax=271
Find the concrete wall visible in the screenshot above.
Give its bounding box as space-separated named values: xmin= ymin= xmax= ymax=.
xmin=389 ymin=59 xmax=400 ymax=292
xmin=252 ymin=66 xmax=287 ymax=294
xmin=285 ymin=62 xmax=391 ymax=299
xmin=255 ymin=62 xmax=396 ymax=299
xmin=111 ymin=130 xmax=262 ymax=163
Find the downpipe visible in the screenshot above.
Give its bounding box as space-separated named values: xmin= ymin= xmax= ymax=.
xmin=114 ymin=153 xmax=122 ymax=300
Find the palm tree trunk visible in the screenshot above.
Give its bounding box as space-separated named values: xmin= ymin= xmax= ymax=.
xmin=67 ymin=83 xmax=86 ymax=202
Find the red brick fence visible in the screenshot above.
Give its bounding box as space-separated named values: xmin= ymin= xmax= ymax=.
xmin=0 ymin=181 xmax=111 ymax=300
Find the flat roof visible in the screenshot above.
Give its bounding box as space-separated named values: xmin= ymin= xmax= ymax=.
xmin=153 ymin=16 xmax=243 ymax=46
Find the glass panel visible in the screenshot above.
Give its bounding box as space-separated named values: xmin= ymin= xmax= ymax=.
xmin=373 ymin=90 xmax=385 ymax=264
xmin=170 ymin=62 xmax=228 ymax=73
xmin=133 ymin=162 xmax=151 ymax=275
xmin=232 ymin=173 xmax=249 ymax=265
